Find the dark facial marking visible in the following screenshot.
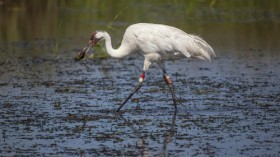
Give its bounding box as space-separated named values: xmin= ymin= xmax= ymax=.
xmin=90 ymin=31 xmax=97 ymax=40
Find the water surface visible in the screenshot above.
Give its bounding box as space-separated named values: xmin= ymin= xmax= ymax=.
xmin=1 ymin=1 xmax=280 ymax=156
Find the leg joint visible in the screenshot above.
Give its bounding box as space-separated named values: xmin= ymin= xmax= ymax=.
xmin=163 ymin=74 xmax=173 ymax=84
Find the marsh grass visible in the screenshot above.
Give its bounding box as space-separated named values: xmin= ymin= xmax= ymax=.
xmin=0 ymin=0 xmax=279 ymax=58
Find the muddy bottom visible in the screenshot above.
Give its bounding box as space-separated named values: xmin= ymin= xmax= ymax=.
xmin=0 ymin=49 xmax=280 ymax=156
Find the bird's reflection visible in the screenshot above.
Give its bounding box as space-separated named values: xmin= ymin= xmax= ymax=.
xmin=115 ymin=110 xmax=177 ymax=157
xmin=162 ymin=110 xmax=177 ymax=157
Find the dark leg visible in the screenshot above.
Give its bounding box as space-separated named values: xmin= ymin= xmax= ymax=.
xmin=163 ymin=73 xmax=178 ymax=110
xmin=117 ymin=72 xmax=145 ymax=112
xmin=157 ymin=61 xmax=178 ymax=110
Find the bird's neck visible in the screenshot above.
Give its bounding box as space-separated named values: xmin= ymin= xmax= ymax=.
xmin=103 ymin=32 xmax=131 ymax=59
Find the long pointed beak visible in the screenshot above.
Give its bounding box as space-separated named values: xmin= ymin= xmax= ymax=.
xmin=84 ymin=46 xmax=91 ymax=54
xmin=86 ymin=38 xmax=99 ymax=53
xmin=82 ymin=42 xmax=93 ymax=56
xmin=88 ymin=39 xmax=94 ymax=46
xmin=89 ymin=37 xmax=101 ymax=46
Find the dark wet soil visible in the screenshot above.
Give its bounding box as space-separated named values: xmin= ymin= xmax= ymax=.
xmin=0 ymin=48 xmax=280 ymax=156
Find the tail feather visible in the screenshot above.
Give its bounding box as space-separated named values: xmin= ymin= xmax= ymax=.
xmin=187 ymin=35 xmax=216 ymax=61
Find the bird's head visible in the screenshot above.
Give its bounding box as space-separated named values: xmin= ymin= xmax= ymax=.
xmin=88 ymin=31 xmax=105 ymax=46
xmin=75 ymin=31 xmax=107 ymax=61
xmin=75 ymin=31 xmax=104 ymax=61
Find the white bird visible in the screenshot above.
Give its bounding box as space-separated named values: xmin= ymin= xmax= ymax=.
xmin=85 ymin=23 xmax=215 ymax=111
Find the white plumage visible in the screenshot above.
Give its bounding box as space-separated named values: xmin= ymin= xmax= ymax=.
xmin=88 ymin=23 xmax=216 ymax=111
xmin=126 ymin=23 xmax=215 ymax=60
xmin=92 ymin=23 xmax=215 ymax=63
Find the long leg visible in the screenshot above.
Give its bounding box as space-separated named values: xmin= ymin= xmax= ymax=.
xmin=158 ymin=62 xmax=178 ymax=110
xmin=117 ymin=71 xmax=145 ymax=112
xmin=163 ymin=73 xmax=178 ymax=109
xmin=116 ymin=59 xmax=151 ymax=112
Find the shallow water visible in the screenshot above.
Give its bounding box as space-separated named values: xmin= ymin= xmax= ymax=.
xmin=1 ymin=50 xmax=280 ymax=156
xmin=1 ymin=0 xmax=280 ymax=156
